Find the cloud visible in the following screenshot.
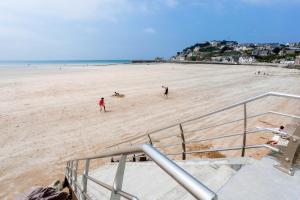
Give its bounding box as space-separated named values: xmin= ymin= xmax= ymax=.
xmin=240 ymin=0 xmax=300 ymax=4
xmin=144 ymin=27 xmax=157 ymax=34
xmin=185 ymin=0 xmax=300 ymax=7
xmin=0 ymin=0 xmax=181 ymax=23
xmin=0 ymin=0 xmax=298 ymax=24
xmin=0 ymin=0 xmax=140 ymax=22
xmin=165 ymin=0 xmax=179 ymax=7
xmin=0 ymin=0 xmax=174 ymax=59
xmin=0 ymin=0 xmax=298 ymax=60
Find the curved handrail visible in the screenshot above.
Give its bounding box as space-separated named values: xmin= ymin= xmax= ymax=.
xmin=67 ymin=144 xmax=217 ymax=200
xmin=166 ymin=144 xmax=280 ymax=156
xmin=125 ymin=111 xmax=300 ymax=149
xmin=108 ymin=92 xmax=300 ymax=148
xmin=66 ymin=92 xmax=300 ymax=200
xmin=86 ymin=175 xmax=139 ymax=200
xmin=183 ymin=111 xmax=300 ymax=135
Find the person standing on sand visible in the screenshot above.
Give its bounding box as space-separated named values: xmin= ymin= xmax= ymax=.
xmin=162 ymin=86 xmax=168 ymax=97
xmin=99 ymin=97 xmax=106 ymax=112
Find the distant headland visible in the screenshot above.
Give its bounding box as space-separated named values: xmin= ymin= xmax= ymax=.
xmin=171 ymin=40 xmax=300 ymax=66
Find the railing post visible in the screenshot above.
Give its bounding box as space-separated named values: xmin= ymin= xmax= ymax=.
xmin=179 ymin=124 xmax=186 ymax=160
xmin=73 ymin=160 xmax=78 ymax=193
xmin=66 ymin=161 xmax=69 ymax=179
xmin=69 ymin=161 xmax=73 ymax=186
xmin=241 ymin=103 xmax=247 ymax=157
xmin=110 ymin=154 xmax=127 ymax=200
xmin=82 ymin=159 xmax=90 ymax=200
xmin=147 ymin=134 xmax=153 ymax=146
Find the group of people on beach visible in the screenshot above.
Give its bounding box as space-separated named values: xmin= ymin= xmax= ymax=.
xmin=98 ymin=86 xmax=169 ymax=112
xmin=255 ymin=70 xmax=269 ymax=76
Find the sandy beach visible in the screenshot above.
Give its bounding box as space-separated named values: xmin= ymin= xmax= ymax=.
xmin=1 ymin=63 xmax=300 ymax=199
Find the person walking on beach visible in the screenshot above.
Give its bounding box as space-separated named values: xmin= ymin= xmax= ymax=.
xmin=162 ymin=86 xmax=168 ymax=97
xmin=99 ymin=97 xmax=106 ymax=112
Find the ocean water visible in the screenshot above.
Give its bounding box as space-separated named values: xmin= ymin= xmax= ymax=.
xmin=0 ymin=60 xmax=131 ymax=67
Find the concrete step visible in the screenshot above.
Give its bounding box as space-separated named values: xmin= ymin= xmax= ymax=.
xmin=217 ymin=156 xmax=300 ymax=200
xmin=78 ymin=158 xmax=252 ymax=200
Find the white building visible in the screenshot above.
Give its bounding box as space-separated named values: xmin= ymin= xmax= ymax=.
xmin=235 ymin=46 xmax=254 ymax=51
xmin=193 ymin=46 xmax=200 ymax=52
xmin=187 ymin=52 xmax=194 ymax=57
xmin=295 ymin=56 xmax=300 ymax=66
xmin=210 ymin=40 xmax=221 ymax=47
xmin=280 ymin=60 xmax=295 ymax=65
xmin=177 ymin=56 xmax=185 ymax=61
xmin=279 ymin=50 xmax=285 ymax=56
xmin=239 ymin=56 xmax=256 ymax=64
xmin=211 ymin=56 xmax=222 ymax=62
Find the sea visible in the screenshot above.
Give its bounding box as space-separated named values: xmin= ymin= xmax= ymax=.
xmin=0 ymin=60 xmax=131 ymax=67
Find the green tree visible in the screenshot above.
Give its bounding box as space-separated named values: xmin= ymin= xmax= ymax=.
xmin=272 ymin=47 xmax=281 ymax=54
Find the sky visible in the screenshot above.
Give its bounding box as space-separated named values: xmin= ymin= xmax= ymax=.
xmin=0 ymin=0 xmax=299 ymax=60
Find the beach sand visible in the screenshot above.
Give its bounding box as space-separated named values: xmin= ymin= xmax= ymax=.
xmin=1 ymin=63 xmax=300 ymax=199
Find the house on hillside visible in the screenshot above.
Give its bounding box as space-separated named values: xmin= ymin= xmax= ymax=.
xmin=221 ymin=56 xmax=239 ymax=63
xmin=239 ymin=56 xmax=256 ymax=64
xmin=177 ymin=55 xmax=186 ymax=61
xmin=279 ymin=50 xmax=286 ymax=56
xmin=187 ymin=52 xmax=195 ymax=58
xmin=252 ymin=49 xmax=271 ymax=56
xmin=235 ymin=45 xmax=254 ymax=51
xmin=286 ymin=47 xmax=300 ymax=55
xmin=280 ymin=60 xmax=295 ymax=65
xmin=224 ymin=41 xmax=238 ymax=47
xmin=260 ymin=50 xmax=271 ymax=56
xmin=211 ymin=56 xmax=223 ymax=62
xmin=295 ymin=56 xmax=300 ymax=66
xmin=193 ymin=46 xmax=200 ymax=52
xmin=252 ymin=49 xmax=259 ymax=56
xmin=210 ymin=40 xmax=221 ymax=47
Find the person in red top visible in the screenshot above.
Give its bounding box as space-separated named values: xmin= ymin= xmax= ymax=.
xmin=99 ymin=97 xmax=106 ymax=112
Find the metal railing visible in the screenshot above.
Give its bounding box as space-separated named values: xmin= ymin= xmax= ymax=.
xmin=66 ymin=144 xmax=217 ymax=200
xmin=65 ymin=92 xmax=300 ymax=200
xmin=108 ymin=92 xmax=300 ymax=158
xmin=155 ymin=127 xmax=291 ymax=150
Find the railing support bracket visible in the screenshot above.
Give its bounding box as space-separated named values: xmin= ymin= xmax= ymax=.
xmin=274 ymin=126 xmax=300 ymax=176
xmin=82 ymin=159 xmax=90 ymax=200
xmin=110 ymin=154 xmax=127 ymax=200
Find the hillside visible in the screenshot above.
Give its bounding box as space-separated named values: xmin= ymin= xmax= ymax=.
xmin=172 ymin=40 xmax=300 ymax=65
